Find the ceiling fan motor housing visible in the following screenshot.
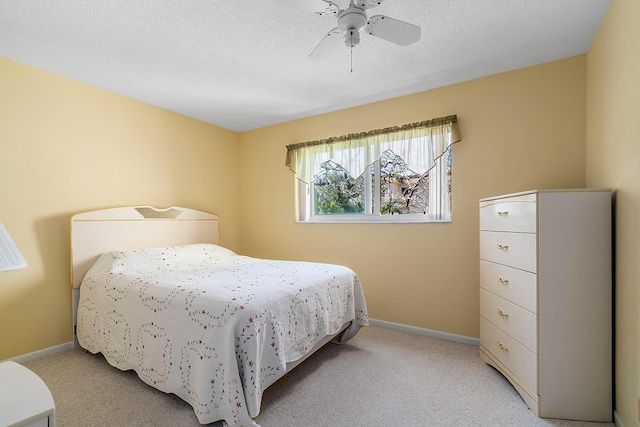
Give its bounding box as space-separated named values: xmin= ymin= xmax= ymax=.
xmin=337 ymin=7 xmax=367 ymax=47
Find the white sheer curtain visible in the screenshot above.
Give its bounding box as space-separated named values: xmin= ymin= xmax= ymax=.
xmin=285 ymin=115 xmax=460 ymax=184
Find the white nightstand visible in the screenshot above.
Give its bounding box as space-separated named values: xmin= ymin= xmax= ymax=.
xmin=0 ymin=361 xmax=55 ymax=427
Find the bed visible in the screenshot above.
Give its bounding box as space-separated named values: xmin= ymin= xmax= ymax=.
xmin=70 ymin=206 xmax=368 ymax=427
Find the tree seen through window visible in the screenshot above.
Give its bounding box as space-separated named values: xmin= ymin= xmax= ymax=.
xmin=313 ymin=160 xmax=364 ymax=214
xmin=312 ymin=149 xmax=450 ymax=216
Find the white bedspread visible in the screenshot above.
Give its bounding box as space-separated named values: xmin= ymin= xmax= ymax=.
xmin=76 ymin=244 xmax=368 ymax=426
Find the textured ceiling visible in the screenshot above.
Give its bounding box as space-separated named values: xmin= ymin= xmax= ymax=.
xmin=0 ymin=0 xmax=610 ymax=132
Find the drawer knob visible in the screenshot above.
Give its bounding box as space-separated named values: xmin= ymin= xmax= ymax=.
xmin=496 ymin=211 xmax=509 ymax=216
xmin=497 ymin=277 xmax=509 ymax=284
xmin=497 ymin=244 xmax=509 ymax=250
xmin=497 ymin=341 xmax=509 ymax=351
xmin=496 ymin=309 xmax=509 ymax=317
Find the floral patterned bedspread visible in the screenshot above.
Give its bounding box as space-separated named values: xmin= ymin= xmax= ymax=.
xmin=76 ymin=244 xmax=368 ymax=426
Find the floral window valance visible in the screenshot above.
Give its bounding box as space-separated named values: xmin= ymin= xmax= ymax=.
xmin=285 ymin=115 xmax=461 ymax=184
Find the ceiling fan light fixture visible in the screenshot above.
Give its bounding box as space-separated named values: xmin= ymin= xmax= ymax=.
xmin=344 ymin=29 xmax=360 ymax=47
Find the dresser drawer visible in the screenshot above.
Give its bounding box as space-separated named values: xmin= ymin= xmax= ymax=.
xmin=480 ymin=317 xmax=538 ymax=393
xmin=480 ymin=260 xmax=537 ymax=313
xmin=480 ymin=231 xmax=537 ymax=273
xmin=480 ymin=194 xmax=537 ymax=232
xmin=480 ymin=288 xmax=537 ymax=352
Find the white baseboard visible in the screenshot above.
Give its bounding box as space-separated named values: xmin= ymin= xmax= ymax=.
xmin=7 ymin=341 xmax=75 ymax=364
xmin=613 ymin=410 xmax=624 ymax=427
xmin=369 ymin=318 xmax=480 ymax=346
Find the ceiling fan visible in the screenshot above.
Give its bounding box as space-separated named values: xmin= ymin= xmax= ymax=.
xmin=277 ymin=0 xmax=421 ymax=61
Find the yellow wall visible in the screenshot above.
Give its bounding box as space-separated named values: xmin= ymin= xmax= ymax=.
xmin=238 ymin=56 xmax=587 ymax=338
xmin=586 ymin=0 xmax=640 ymax=425
xmin=0 ymin=57 xmax=241 ymax=360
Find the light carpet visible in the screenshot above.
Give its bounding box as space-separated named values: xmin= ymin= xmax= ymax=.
xmin=23 ymin=326 xmax=615 ymax=427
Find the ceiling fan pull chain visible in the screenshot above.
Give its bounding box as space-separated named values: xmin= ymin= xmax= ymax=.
xmin=350 ymin=30 xmax=354 ymax=73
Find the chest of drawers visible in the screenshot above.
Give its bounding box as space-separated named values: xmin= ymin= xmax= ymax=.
xmin=478 ymin=189 xmax=612 ymax=422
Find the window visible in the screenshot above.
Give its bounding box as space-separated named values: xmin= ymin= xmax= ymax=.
xmin=286 ymin=115 xmax=460 ymax=223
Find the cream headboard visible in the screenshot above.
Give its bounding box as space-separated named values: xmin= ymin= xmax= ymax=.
xmin=71 ymin=206 xmax=219 ymax=289
xmin=70 ymin=206 xmax=219 ymax=346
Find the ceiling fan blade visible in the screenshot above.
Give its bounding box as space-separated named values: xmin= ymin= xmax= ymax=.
xmin=275 ymin=0 xmax=340 ymax=15
xmin=309 ymin=28 xmax=343 ymax=61
xmin=365 ymin=15 xmax=421 ymax=46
